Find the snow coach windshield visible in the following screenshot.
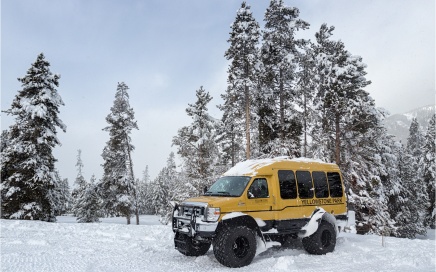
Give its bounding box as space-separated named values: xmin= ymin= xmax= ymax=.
xmin=204 ymin=176 xmax=251 ymax=197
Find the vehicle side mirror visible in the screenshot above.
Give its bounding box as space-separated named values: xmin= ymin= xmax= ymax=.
xmin=247 ymin=190 xmax=254 ymax=199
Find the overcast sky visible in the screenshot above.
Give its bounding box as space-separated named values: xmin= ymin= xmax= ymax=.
xmin=1 ymin=0 xmax=435 ymax=184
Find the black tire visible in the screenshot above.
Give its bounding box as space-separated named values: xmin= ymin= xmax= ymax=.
xmin=174 ymin=232 xmax=211 ymax=257
xmin=302 ymin=221 xmax=336 ymax=255
xmin=213 ymin=226 xmax=257 ymax=268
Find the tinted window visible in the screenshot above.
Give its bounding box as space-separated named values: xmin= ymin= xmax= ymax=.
xmin=248 ymin=178 xmax=269 ymax=198
xmin=327 ymin=172 xmax=343 ymax=197
xmin=312 ymin=171 xmax=329 ymax=198
xmin=296 ymin=171 xmax=314 ymax=199
xmin=278 ymin=170 xmax=297 ymax=199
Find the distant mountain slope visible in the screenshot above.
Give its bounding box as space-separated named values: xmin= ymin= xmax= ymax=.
xmin=383 ymin=105 xmax=435 ymax=143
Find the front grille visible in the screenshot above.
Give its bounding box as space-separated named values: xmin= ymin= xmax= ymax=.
xmin=180 ymin=205 xmax=204 ymax=217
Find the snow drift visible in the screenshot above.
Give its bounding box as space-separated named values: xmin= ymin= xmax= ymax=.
xmin=1 ymin=216 xmax=434 ymax=272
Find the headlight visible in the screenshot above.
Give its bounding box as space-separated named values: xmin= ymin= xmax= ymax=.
xmin=205 ymin=207 xmax=220 ymax=222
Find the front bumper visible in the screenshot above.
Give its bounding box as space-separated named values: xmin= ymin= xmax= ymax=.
xmin=172 ymin=203 xmax=218 ymax=238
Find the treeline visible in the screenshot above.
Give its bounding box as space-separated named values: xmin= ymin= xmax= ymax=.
xmin=1 ymin=1 xmax=435 ymax=238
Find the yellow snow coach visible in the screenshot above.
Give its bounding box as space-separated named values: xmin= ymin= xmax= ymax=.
xmin=172 ymin=157 xmax=352 ymax=268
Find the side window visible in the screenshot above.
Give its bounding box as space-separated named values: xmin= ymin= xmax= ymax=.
xmin=278 ymin=170 xmax=297 ymax=199
xmin=312 ymin=171 xmax=329 ymax=198
xmin=327 ymin=172 xmax=343 ymax=197
xmin=296 ymin=171 xmax=314 ymax=199
xmin=248 ymin=178 xmax=269 ymax=199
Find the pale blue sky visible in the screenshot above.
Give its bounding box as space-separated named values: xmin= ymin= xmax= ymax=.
xmin=2 ymin=0 xmax=435 ymax=183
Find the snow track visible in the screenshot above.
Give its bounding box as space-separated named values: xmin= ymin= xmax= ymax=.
xmin=1 ymin=216 xmax=435 ymax=272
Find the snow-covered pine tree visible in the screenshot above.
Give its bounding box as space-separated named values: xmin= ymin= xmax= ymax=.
xmin=75 ymin=175 xmax=101 ymax=223
xmin=51 ymin=171 xmax=70 ymax=216
xmin=222 ymin=2 xmax=260 ymax=160
xmin=98 ymin=82 xmax=138 ymax=224
xmin=1 ymin=130 xmax=9 ymax=153
xmin=152 ymin=167 xmax=170 ymax=224
xmin=377 ymin=133 xmax=403 ymax=236
xmin=172 ymin=87 xmax=219 ymax=195
xmin=312 ymin=24 xmax=372 ymax=166
xmin=140 ymin=166 xmax=156 ymax=215
xmin=1 ymin=130 xmax=11 ymax=186
xmin=342 ymin=105 xmax=393 ymax=235
xmin=259 ymin=0 xmax=309 ymax=157
xmin=1 ymin=53 xmax=66 ymax=222
xmin=380 ymin=117 xmax=428 ymax=238
xmin=71 ymin=150 xmax=87 ymax=216
xmin=153 ymin=152 xmax=192 ymax=224
xmin=394 ymin=151 xmax=420 ymax=237
xmin=340 ymin=99 xmax=395 ymax=234
xmin=217 ymin=83 xmax=246 ymax=168
xmin=310 ymin=25 xmax=398 ymax=234
xmin=165 ymin=152 xmax=191 ymax=203
xmin=397 ymin=118 xmax=427 ymax=237
xmin=407 ymin=118 xmax=425 ymax=158
xmin=57 ymin=177 xmax=71 ymax=215
xmin=294 ymin=40 xmax=317 ymax=157
xmin=422 ymin=114 xmax=435 ymax=228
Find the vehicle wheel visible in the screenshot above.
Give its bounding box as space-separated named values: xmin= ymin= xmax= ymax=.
xmin=213 ymin=225 xmax=257 ymax=268
xmin=302 ymin=221 xmax=336 ymax=255
xmin=174 ymin=232 xmax=211 ymax=257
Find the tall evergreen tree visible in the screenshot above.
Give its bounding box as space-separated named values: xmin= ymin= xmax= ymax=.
xmin=222 ymin=2 xmax=260 ymax=160
xmin=259 ymin=0 xmax=309 ymax=157
xmin=217 ymin=84 xmax=246 ymax=167
xmin=139 ymin=165 xmax=155 ymax=215
xmin=310 ymin=25 xmax=398 ymax=234
xmin=312 ymin=24 xmax=371 ymax=166
xmin=378 ymin=134 xmax=403 ymax=236
xmin=71 ymin=149 xmax=88 ymax=216
xmin=98 ymin=82 xmax=138 ymax=224
xmin=57 ymin=176 xmax=71 ymax=215
xmin=172 ymin=87 xmax=219 ymax=195
xmin=75 ymin=175 xmax=101 ymax=223
xmin=422 ymin=114 xmax=435 ymax=228
xmin=71 ymin=150 xmax=87 ymax=216
xmin=51 ymin=171 xmax=70 ymax=216
xmin=294 ymin=41 xmax=317 ymax=157
xmin=1 ymin=53 xmax=66 ymax=221
xmin=407 ymin=118 xmax=424 ymax=158
xmin=399 ymin=118 xmax=427 ymax=236
xmin=395 ymin=150 xmax=425 ymax=237
xmin=1 ymin=130 xmax=11 ymax=186
xmin=152 ymin=152 xmax=191 ymax=224
xmin=152 ymin=167 xmax=170 ymax=224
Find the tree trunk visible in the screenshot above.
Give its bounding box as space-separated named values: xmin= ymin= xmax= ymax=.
xmin=136 ymin=208 xmax=139 ymax=225
xmin=126 ymin=134 xmax=139 ymax=225
xmin=335 ymin=112 xmax=341 ymax=165
xmin=303 ymin=89 xmax=307 ymax=157
xmin=245 ymin=84 xmax=251 ymax=159
xmin=231 ymin=124 xmax=235 ymax=166
xmin=279 ymin=69 xmax=285 ymax=142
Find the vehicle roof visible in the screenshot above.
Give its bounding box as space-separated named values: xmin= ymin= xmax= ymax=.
xmin=223 ymin=157 xmax=340 ymax=177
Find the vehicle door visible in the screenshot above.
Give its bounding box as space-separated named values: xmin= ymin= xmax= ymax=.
xmin=275 ymin=170 xmax=300 ymax=220
xmin=245 ymin=177 xmax=275 ymax=221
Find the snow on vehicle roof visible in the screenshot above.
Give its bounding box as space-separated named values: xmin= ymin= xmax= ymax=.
xmin=223 ymin=157 xmax=334 ymax=176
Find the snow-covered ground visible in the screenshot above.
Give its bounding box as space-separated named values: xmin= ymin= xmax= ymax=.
xmin=1 ymin=215 xmax=435 ymax=272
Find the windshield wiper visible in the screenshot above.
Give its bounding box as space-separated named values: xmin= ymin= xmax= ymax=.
xmin=204 ymin=191 xmax=230 ymax=196
xmin=217 ymin=191 xmax=230 ymax=195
